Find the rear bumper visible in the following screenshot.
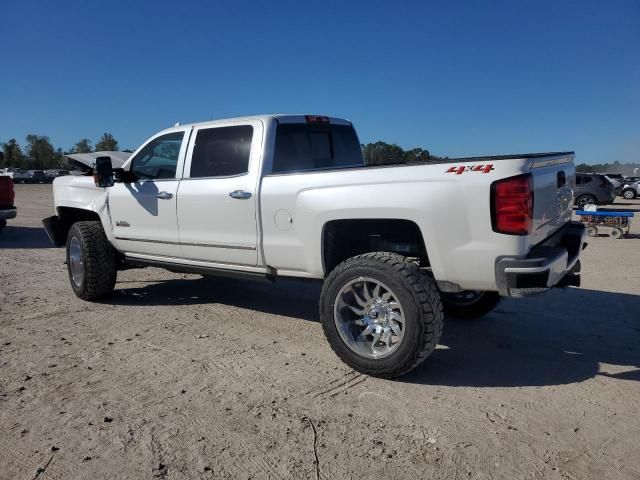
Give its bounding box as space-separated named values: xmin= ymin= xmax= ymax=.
xmin=0 ymin=207 xmax=17 ymax=220
xmin=495 ymin=222 xmax=586 ymax=297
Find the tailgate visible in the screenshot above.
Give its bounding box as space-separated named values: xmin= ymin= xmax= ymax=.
xmin=529 ymin=153 xmax=575 ymax=245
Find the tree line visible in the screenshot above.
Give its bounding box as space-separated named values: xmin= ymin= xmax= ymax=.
xmin=361 ymin=141 xmax=448 ymax=165
xmin=1 ymin=134 xmax=446 ymax=171
xmin=0 ymin=133 xmax=121 ymax=170
xmin=576 ymin=162 xmax=640 ymax=176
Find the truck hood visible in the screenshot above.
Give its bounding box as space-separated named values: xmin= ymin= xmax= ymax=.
xmin=63 ymin=151 xmax=131 ymax=172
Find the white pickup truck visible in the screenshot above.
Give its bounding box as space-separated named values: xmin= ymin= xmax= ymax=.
xmin=43 ymin=114 xmax=586 ymax=378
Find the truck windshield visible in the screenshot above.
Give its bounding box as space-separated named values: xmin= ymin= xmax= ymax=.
xmin=273 ymin=124 xmax=364 ymax=174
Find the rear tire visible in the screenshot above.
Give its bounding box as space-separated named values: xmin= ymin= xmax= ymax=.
xmin=622 ymin=189 xmax=636 ymax=200
xmin=576 ymin=194 xmax=596 ymax=208
xmin=442 ymin=291 xmax=501 ymax=319
xmin=320 ymin=252 xmax=443 ymax=378
xmin=66 ymin=221 xmax=117 ymax=300
xmin=610 ymin=228 xmax=623 ymax=239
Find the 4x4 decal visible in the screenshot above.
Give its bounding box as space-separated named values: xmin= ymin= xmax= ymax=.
xmin=446 ymin=164 xmax=495 ymax=175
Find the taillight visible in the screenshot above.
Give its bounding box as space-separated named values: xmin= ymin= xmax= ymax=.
xmin=491 ymin=174 xmax=533 ymax=235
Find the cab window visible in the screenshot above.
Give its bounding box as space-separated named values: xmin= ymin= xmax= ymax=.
xmin=189 ymin=126 xmax=253 ymax=178
xmin=130 ymin=132 xmax=185 ymax=180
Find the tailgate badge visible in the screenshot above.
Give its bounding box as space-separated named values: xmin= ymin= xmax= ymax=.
xmin=446 ymin=164 xmax=494 ymax=175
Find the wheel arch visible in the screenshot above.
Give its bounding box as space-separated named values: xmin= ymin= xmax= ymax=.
xmin=45 ymin=206 xmax=102 ymax=247
xmin=321 ymin=218 xmax=430 ymax=275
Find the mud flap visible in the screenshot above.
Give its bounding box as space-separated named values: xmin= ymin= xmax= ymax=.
xmin=42 ymin=215 xmax=65 ymax=247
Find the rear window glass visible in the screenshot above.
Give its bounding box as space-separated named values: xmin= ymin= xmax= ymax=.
xmin=273 ymin=124 xmax=364 ymax=173
xmin=190 ymin=126 xmax=253 ymax=178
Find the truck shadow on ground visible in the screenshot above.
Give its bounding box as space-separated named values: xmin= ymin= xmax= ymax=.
xmin=404 ymin=287 xmax=640 ymax=387
xmin=111 ymin=275 xmax=323 ymax=323
xmin=0 ymin=226 xmax=52 ymax=249
xmin=111 ymin=276 xmax=639 ymax=388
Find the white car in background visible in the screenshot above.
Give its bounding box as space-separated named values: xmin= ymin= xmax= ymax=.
xmin=1 ymin=168 xmax=30 ymax=183
xmin=621 ymin=180 xmax=640 ymax=199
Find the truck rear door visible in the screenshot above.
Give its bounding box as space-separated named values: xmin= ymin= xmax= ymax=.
xmin=176 ymin=119 xmax=263 ymax=265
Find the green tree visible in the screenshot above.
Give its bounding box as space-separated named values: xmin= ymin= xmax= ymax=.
xmin=2 ymin=138 xmax=28 ymax=168
xmin=362 ymin=141 xmax=405 ymax=165
xmin=25 ymin=134 xmax=59 ymax=169
xmin=361 ymin=141 xmax=438 ymax=165
xmin=404 ymin=147 xmax=431 ymax=162
xmin=71 ymin=138 xmax=93 ymax=153
xmin=95 ymin=133 xmax=119 ymax=151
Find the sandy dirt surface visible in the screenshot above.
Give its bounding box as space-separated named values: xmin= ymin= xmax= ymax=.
xmin=1 ymin=184 xmax=639 ymax=480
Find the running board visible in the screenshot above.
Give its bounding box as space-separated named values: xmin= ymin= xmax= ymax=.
xmin=124 ymin=256 xmax=277 ymax=283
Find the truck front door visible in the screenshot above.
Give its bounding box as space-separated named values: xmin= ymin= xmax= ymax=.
xmin=177 ymin=120 xmax=262 ymax=266
xmin=108 ymin=130 xmax=188 ymax=257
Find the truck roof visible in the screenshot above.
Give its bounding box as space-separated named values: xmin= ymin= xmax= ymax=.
xmin=159 ymin=114 xmax=352 ymax=134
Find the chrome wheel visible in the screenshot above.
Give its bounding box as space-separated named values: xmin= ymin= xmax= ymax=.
xmin=333 ymin=277 xmax=405 ymax=359
xmin=623 ymin=189 xmax=635 ymax=200
xmin=68 ymin=236 xmax=84 ymax=287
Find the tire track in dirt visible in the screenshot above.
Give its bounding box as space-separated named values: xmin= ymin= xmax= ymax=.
xmin=304 ymin=371 xmax=367 ymax=400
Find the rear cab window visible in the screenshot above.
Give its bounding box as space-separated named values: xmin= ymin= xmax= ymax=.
xmin=272 ymin=123 xmax=364 ymax=174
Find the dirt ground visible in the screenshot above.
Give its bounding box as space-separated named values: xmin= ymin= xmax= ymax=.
xmin=1 ymin=184 xmax=639 ymax=480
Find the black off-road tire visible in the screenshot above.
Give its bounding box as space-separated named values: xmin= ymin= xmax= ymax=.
xmin=319 ymin=252 xmax=443 ymax=378
xmin=442 ymin=291 xmax=501 ymax=320
xmin=66 ymin=221 xmax=117 ymax=300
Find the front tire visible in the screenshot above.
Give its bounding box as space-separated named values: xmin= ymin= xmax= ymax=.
xmin=320 ymin=252 xmax=443 ymax=378
xmin=441 ymin=291 xmax=501 ymax=319
xmin=66 ymin=221 xmax=117 ymax=300
xmin=622 ymin=189 xmax=636 ymax=200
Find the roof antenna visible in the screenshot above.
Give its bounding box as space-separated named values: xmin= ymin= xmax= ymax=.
xmin=174 ymin=121 xmax=180 ymax=127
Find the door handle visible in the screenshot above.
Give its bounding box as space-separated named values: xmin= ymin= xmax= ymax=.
xmin=229 ymin=190 xmax=252 ymax=199
xmin=156 ymin=191 xmax=173 ymax=200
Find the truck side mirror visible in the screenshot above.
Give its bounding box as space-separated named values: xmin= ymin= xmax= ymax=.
xmin=94 ymin=156 xmax=115 ymax=188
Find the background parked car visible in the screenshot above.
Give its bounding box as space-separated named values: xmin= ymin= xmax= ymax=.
xmin=574 ymin=173 xmax=616 ymax=208
xmin=621 ymin=180 xmax=640 ymax=199
xmin=26 ymin=170 xmax=47 ymax=184
xmin=603 ymin=174 xmax=623 ymax=196
xmin=0 ymin=176 xmax=16 ymax=232
xmin=1 ymin=168 xmax=30 ymax=183
xmin=44 ymin=169 xmax=70 ymax=183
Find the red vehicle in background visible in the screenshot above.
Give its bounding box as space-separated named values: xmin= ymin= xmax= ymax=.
xmin=0 ymin=176 xmax=17 ymax=232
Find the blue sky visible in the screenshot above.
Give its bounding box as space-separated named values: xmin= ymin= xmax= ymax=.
xmin=1 ymin=0 xmax=638 ymax=164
